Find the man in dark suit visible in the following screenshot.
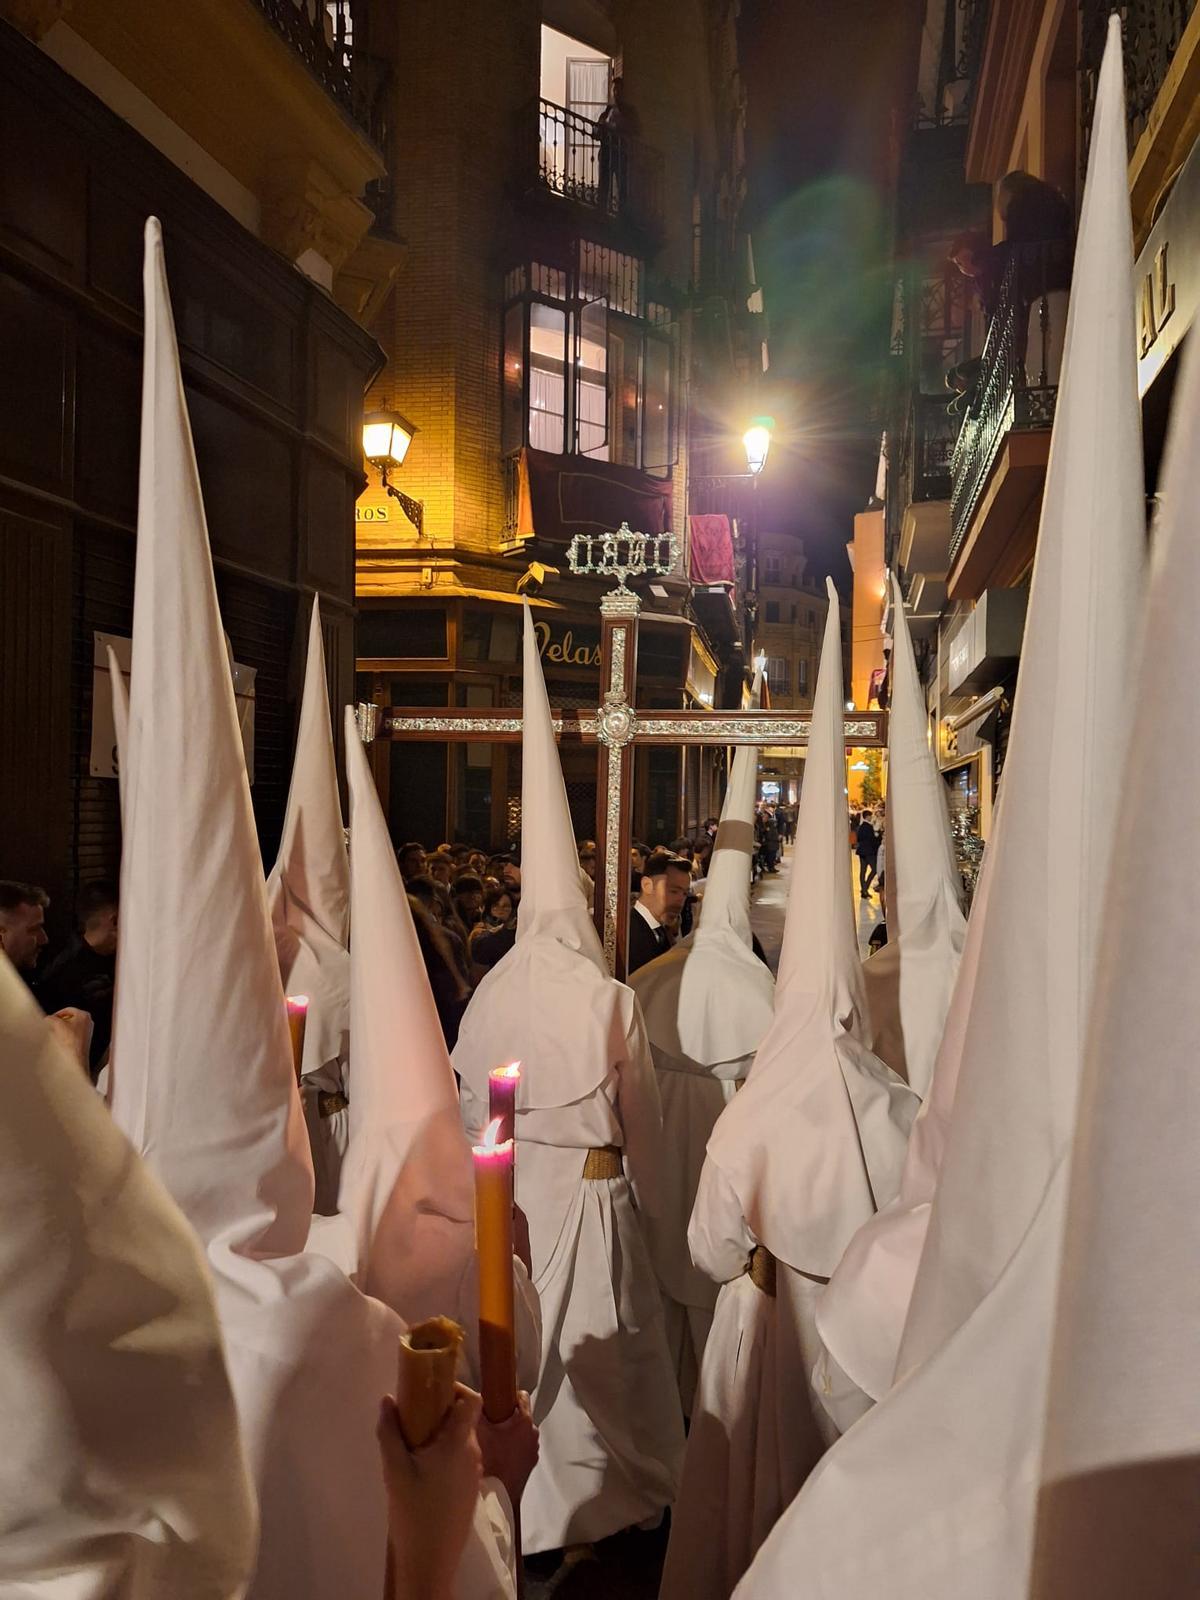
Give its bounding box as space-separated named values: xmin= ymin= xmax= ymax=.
xmin=627 ymin=851 xmax=691 ymax=974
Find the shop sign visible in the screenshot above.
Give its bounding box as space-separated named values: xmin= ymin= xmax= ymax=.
xmin=945 ymin=587 xmax=1026 ymax=697
xmin=355 ymin=504 xmax=390 ymax=522
xmin=1136 ymin=132 xmax=1200 ymax=396
xmin=533 ymin=619 xmax=602 ymax=667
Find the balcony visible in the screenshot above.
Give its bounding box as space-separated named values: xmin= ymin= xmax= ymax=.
xmin=47 ymin=0 xmax=388 ymax=297
xmin=521 ymin=98 xmax=665 ymax=241
xmin=947 ymin=239 xmax=1071 ymax=600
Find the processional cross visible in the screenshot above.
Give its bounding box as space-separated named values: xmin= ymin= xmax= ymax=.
xmin=358 ymin=524 xmax=886 ymax=981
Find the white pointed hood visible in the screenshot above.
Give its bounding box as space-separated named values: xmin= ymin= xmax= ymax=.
xmin=815 ymin=575 xmax=969 ymax=1396
xmin=705 ymin=583 xmax=917 ymax=1274
xmin=0 ymin=955 xmax=257 ymax=1598
xmin=729 ymin=26 xmax=1144 ymax=1597
xmin=266 ymin=597 xmax=350 ymax=1082
xmin=1031 ymin=317 xmax=1200 ymax=1600
xmin=339 ymin=706 xmax=475 ymax=1321
xmin=898 ymin=15 xmax=1143 ymax=1375
xmin=516 ymin=600 xmax=607 ymax=967
xmin=631 ymin=669 xmax=775 ymax=1074
xmin=861 ymin=575 xmax=966 ymax=1095
xmin=110 ymin=217 xmax=313 ymax=1262
xmin=455 ymin=600 xmax=630 ymax=1112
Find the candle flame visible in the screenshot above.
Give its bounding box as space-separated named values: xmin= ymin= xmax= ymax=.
xmin=480 ymin=1116 xmax=506 ymax=1153
xmin=490 ymin=1062 xmax=522 ymax=1080
xmin=286 ymin=994 xmax=310 ymax=1011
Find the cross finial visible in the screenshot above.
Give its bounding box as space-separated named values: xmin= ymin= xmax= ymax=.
xmin=566 ymin=523 xmax=679 ymax=596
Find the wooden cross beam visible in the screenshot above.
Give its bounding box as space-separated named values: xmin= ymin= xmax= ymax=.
xmin=368 ymin=679 xmax=885 ymax=981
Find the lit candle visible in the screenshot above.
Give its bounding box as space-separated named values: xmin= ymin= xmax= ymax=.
xmin=473 ymin=1116 xmax=516 ymax=1424
xmin=488 ymin=1061 xmax=521 ymax=1147
xmin=285 ymin=995 xmax=309 ymax=1082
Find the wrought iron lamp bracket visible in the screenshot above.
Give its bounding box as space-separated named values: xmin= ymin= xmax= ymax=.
xmin=380 ymin=466 xmax=424 ymax=538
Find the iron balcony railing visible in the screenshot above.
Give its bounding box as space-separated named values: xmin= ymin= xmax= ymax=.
xmin=250 ymin=0 xmax=380 ymax=141
xmin=885 ymin=390 xmax=958 ymax=564
xmin=1080 ymin=0 xmax=1198 ymax=175
xmin=949 ymin=239 xmax=1072 ymax=562
xmin=525 ymin=98 xmax=665 ymax=234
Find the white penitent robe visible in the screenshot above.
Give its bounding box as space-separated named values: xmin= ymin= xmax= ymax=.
xmin=661 ymin=1159 xmax=834 ymax=1600
xmin=641 ymin=1023 xmax=740 ymax=1410
xmin=457 ymin=955 xmax=685 ymax=1554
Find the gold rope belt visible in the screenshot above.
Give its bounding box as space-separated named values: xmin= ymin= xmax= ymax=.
xmin=583 ymin=1145 xmax=623 ymax=1180
xmin=318 ymin=1090 xmax=349 ymax=1119
xmin=746 ymin=1244 xmax=777 ymax=1297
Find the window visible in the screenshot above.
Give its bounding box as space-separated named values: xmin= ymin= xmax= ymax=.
xmin=767 ymin=656 xmax=789 ymax=695
xmin=503 ymin=243 xmax=675 ymax=475
xmin=806 ymin=608 xmax=817 ymax=628
xmin=797 ymin=657 xmax=809 ymax=697
xmin=764 ymin=601 xmax=780 ymax=624
xmin=763 ymin=554 xmax=782 ymax=585
xmin=791 ymin=604 xmax=798 ymax=623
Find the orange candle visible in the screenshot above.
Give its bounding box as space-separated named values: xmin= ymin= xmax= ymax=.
xmin=488 ymin=1062 xmax=521 ymax=1147
xmin=285 ymin=994 xmax=309 ymax=1082
xmin=473 ymin=1116 xmax=516 ymax=1424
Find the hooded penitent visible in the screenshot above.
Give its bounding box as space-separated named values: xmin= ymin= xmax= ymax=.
xmin=108 ymin=218 xmax=515 ymax=1600
xmin=813 ymin=570 xmax=968 ymax=1405
xmin=663 ymin=584 xmax=916 ymax=1600
xmin=630 ymin=669 xmax=775 ymax=1410
xmin=454 ymin=600 xmax=683 ymax=1555
xmin=338 ymin=706 xmax=539 ymax=1392
xmin=1030 ymin=301 xmax=1200 ymax=1600
xmin=860 ymin=574 xmax=965 ymax=1096
xmin=266 ymin=597 xmax=351 ymax=1213
xmin=703 ymin=582 xmax=917 ymax=1279
xmin=732 ymin=22 xmax=1144 ymax=1598
xmin=0 ymin=954 xmax=256 ymax=1599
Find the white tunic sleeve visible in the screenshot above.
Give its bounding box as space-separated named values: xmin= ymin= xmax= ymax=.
xmin=688 ymin=1158 xmax=756 ymax=1285
xmin=614 ymin=996 xmax=665 ymax=1217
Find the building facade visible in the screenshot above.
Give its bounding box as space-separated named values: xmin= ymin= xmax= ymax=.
xmin=883 ymin=0 xmax=1199 ymax=890
xmin=0 ymin=0 xmax=396 ymax=937
xmin=752 ymin=530 xmax=830 ymax=804
xmin=354 ymin=0 xmax=767 ymax=849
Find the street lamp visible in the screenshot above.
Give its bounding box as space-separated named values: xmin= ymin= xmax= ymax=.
xmin=363 ymin=409 xmax=423 ymax=537
xmin=743 ymin=416 xmax=774 ymax=475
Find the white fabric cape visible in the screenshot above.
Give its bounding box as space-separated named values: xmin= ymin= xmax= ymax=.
xmin=629 ymin=674 xmax=774 ymax=1407
xmin=815 ymin=570 xmax=967 ymax=1401
xmin=0 ymin=954 xmax=256 ymax=1599
xmin=109 ymin=217 xmax=514 ymax=1600
xmin=662 ymin=584 xmax=916 ymax=1600
xmin=266 ymin=596 xmax=350 ymax=1213
xmin=732 ymin=24 xmax=1144 ymax=1596
xmin=454 ymin=601 xmax=683 ymax=1553
xmin=1030 ymin=292 xmax=1200 ymax=1600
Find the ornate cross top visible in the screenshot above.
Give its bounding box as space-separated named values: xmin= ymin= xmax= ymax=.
xmin=566 ymin=522 xmax=679 ymax=596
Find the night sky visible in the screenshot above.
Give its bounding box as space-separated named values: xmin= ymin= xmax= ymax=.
xmin=738 ymin=0 xmax=923 ymax=594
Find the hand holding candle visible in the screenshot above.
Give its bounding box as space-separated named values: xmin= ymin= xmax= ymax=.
xmin=488 ymin=1062 xmax=521 ymax=1147
xmin=472 ymin=1117 xmax=517 ymax=1425
xmin=285 ymin=994 xmax=308 ymax=1082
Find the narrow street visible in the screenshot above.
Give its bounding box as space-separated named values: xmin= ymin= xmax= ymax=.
xmin=750 ymin=844 xmax=886 ymax=972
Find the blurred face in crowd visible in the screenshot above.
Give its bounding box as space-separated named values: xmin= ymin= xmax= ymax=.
xmin=501 ymin=861 xmax=521 ymax=891
xmin=640 ymin=863 xmax=691 ymax=928
xmin=631 ymin=845 xmax=648 ymax=874
xmin=489 ymin=892 xmax=514 ymax=927
xmin=456 ymin=886 xmax=484 ymax=924
xmin=0 ymin=899 xmax=48 ymax=972
xmin=428 ymin=855 xmax=454 ymax=886
xmin=398 ymin=846 xmax=426 ymax=880
xmin=578 ymin=848 xmax=597 ymax=881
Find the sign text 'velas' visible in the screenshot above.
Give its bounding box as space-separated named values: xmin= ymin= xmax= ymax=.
xmin=533 ymin=620 xmax=602 ymax=667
